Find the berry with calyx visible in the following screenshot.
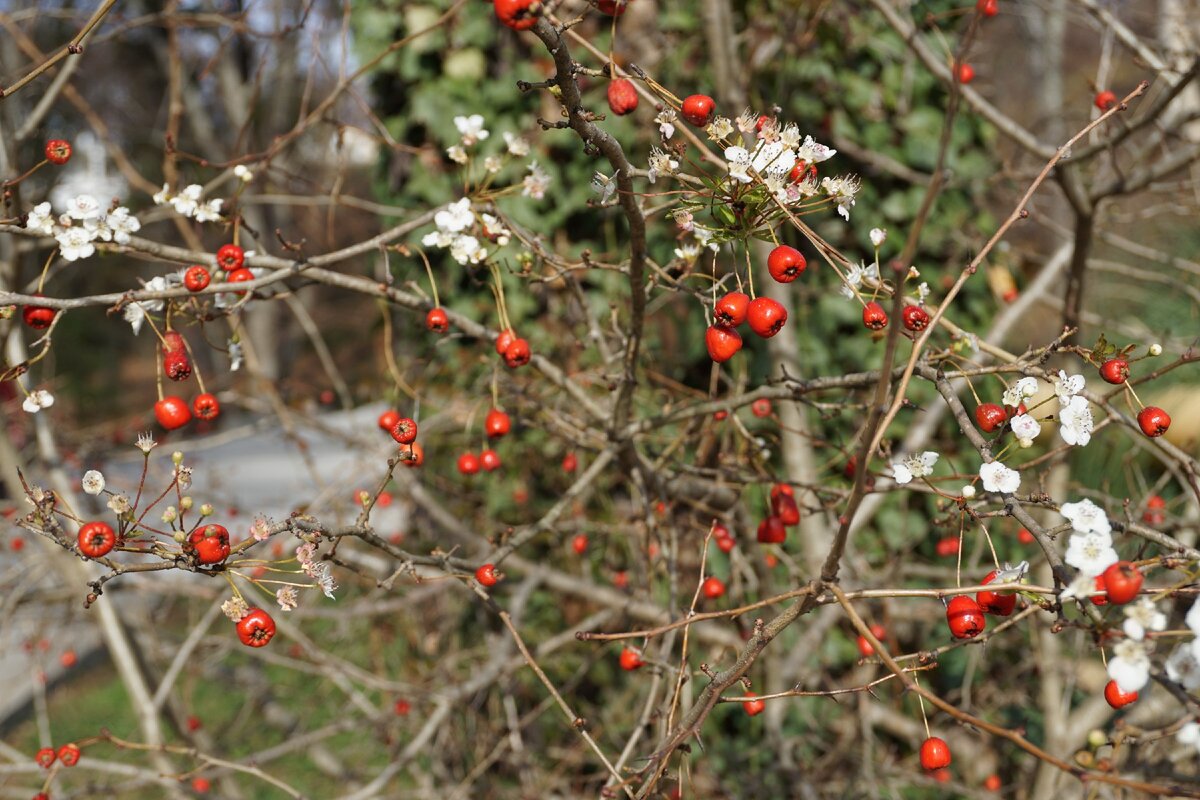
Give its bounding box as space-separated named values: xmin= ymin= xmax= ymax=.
xmin=766 ymin=245 xmax=806 ymax=283
xmin=618 ymin=646 xmax=643 ymax=671
xmin=702 ymin=576 xmax=725 ymax=599
xmin=920 ymin=736 xmax=952 ymax=770
xmin=36 ymin=747 xmax=56 ymax=768
xmin=974 ymin=403 xmax=1007 ymax=433
xmin=607 ymin=78 xmax=638 ymax=115
xmin=154 ymin=396 xmax=192 ymax=430
xmin=1137 ymin=406 xmax=1170 ymax=437
xmin=457 ymin=452 xmax=481 ymax=475
xmin=189 ymin=524 xmax=230 ymax=564
xmin=164 ymin=350 xmax=192 ymax=382
xmin=485 ymin=409 xmax=511 ymax=438
xmin=751 ymin=398 xmax=772 ymax=418
xmin=480 ymin=449 xmax=501 ymax=471
xmin=1101 ymin=561 xmax=1142 ymax=605
xmin=216 ymin=244 xmax=245 ymax=271
xmin=680 ymin=94 xmax=716 ymax=127
xmin=78 ymin=521 xmax=116 ymax=559
xmin=236 ymin=608 xmax=276 ymax=647
xmin=756 ymin=515 xmax=786 ymax=544
xmin=956 ymin=63 xmax=975 ymax=84
xmin=22 ymin=295 xmax=56 ymax=329
xmin=184 ymin=265 xmax=211 ymax=292
xmin=1095 ymin=90 xmax=1118 ymax=111
xmin=976 ymin=570 xmax=1017 ymax=616
xmin=503 ymin=337 xmax=532 ymax=367
xmin=855 ymin=623 xmax=888 ymax=657
xmin=1104 ymin=679 xmax=1137 ymax=708
xmin=426 ymin=307 xmax=449 ymax=333
xmin=390 ymin=417 xmax=418 ymax=445
xmin=946 ymin=595 xmax=985 ymax=639
xmin=494 ymin=0 xmax=537 ymax=29
xmin=706 ymin=324 xmax=742 ymax=363
xmin=742 ymin=692 xmax=765 ymax=716
xmin=902 ymin=305 xmax=930 ymax=331
xmin=714 ymin=291 xmax=749 ymax=326
xmin=45 ymin=138 xmax=72 ymax=165
xmin=402 ymin=442 xmax=424 ymax=467
xmin=746 ymin=296 xmax=787 ymax=338
xmin=57 ymin=744 xmax=80 ymax=767
xmin=1099 ymin=358 xmax=1129 ymax=384
xmin=862 ymin=301 xmax=888 ymax=330
xmin=378 ymin=410 xmax=400 ymax=432
xmin=475 ymin=563 xmax=501 ymax=587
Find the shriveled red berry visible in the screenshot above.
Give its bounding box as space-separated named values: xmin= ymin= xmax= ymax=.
xmin=618 ymin=646 xmax=643 ymax=671
xmin=746 ymin=296 xmax=787 ymax=338
xmin=705 ymin=324 xmax=742 ymax=363
xmin=976 ymin=570 xmax=1017 ymax=616
xmin=236 ymin=607 xmax=276 ymax=647
xmin=35 ymin=747 xmax=56 ymax=768
xmin=607 ymin=78 xmax=638 ymax=116
xmin=1137 ymin=406 xmax=1170 ymax=437
xmin=485 ymin=409 xmax=511 ymax=438
xmin=974 ymin=403 xmax=1007 ymax=433
xmin=680 ymin=94 xmax=716 ymax=127
xmin=154 ymin=396 xmax=192 ymax=430
xmin=390 ymin=417 xmax=418 ymax=445
xmin=862 ymin=301 xmax=888 ymax=330
xmin=495 ymin=328 xmax=517 ymax=356
xmin=1099 ymin=358 xmax=1129 ymax=384
xmin=946 ymin=595 xmax=985 ymax=639
xmin=45 ymin=138 xmax=72 ymax=165
xmin=1094 ymin=90 xmax=1118 ymax=111
xmin=714 ymin=291 xmax=749 ymax=326
xmin=184 ymin=265 xmax=211 ymax=292
xmin=164 ymin=350 xmax=192 ymax=381
xmin=78 ymin=521 xmax=116 ymax=559
xmin=766 ymin=245 xmax=806 ymax=283
xmin=475 ymin=563 xmax=500 ymax=587
xmin=216 ymin=244 xmax=245 ymax=271
xmin=1101 ymin=561 xmax=1142 ymax=605
xmin=920 ymin=736 xmax=952 ymax=770
xmin=902 ymin=305 xmax=930 ymax=331
xmin=1103 ymin=679 xmax=1138 ymax=708
xmin=426 ymin=307 xmax=449 ymax=333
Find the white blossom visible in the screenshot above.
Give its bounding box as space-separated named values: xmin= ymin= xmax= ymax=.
xmin=107 ymin=494 xmax=131 ymax=514
xmin=135 ymin=432 xmax=156 ymax=453
xmin=228 ymin=340 xmax=243 ymax=372
xmin=25 ymin=202 xmax=54 ymax=235
xmin=483 ymin=155 xmax=502 ymax=174
xmin=448 ymin=235 xmax=485 ymax=265
xmin=795 ymin=135 xmax=837 ymax=164
xmin=1187 ymin=597 xmax=1200 ymax=634
xmin=221 ymin=596 xmax=249 ymax=621
xmin=647 ymin=147 xmax=679 ymax=183
xmin=105 ymin=207 xmax=141 ymax=243
xmin=591 ymin=171 xmax=618 ymax=203
xmin=778 ymin=123 xmax=801 ymax=150
xmin=434 ymin=198 xmax=474 ymax=233
xmin=480 ymin=214 xmax=511 ymax=246
xmin=170 ymin=184 xmax=203 ymax=217
xmin=522 ymin=161 xmax=551 ymax=200
xmin=1064 ymin=530 xmax=1118 ymax=577
xmin=1002 ymin=377 xmax=1039 ymax=408
xmin=453 ymin=114 xmax=489 ymax=146
xmin=891 ymin=451 xmax=938 ymax=485
xmin=1107 ymin=639 xmax=1151 ymax=693
xmin=1178 ymin=722 xmax=1200 ymax=756
xmin=1010 ymin=413 xmax=1041 ymax=444
xmin=55 ymin=226 xmax=96 ymax=261
xmin=65 ymin=194 xmax=102 ymax=221
xmin=1123 ymin=598 xmax=1167 ymax=641
xmin=672 ymin=209 xmax=694 ymax=232
xmin=1053 ymin=370 xmax=1086 ymax=406
xmin=81 ymin=470 xmax=105 ymax=496
xmin=706 ymin=116 xmax=733 ymax=140
xmin=234 ymin=164 xmax=254 ymax=182
xmin=869 ymin=228 xmax=887 ymax=247
xmin=979 ymin=461 xmax=1020 ymax=494
xmin=1060 ymin=498 xmax=1111 ymax=535
xmin=961 ymin=484 xmax=976 ymax=498
xmin=193 ymin=198 xmax=223 ymax=223
xmin=503 ymin=132 xmax=530 ymax=157
xmin=22 ymin=389 xmax=55 ymax=413
xmin=153 ymin=183 xmax=172 ymax=205
xmin=838 ymin=261 xmax=879 ymax=300
xmin=917 ymin=281 xmax=931 ymax=303
xmin=1058 ymin=395 xmax=1094 ymax=446
xmin=446 ymin=145 xmax=468 ymax=164
xmin=1165 ymin=643 xmax=1200 ymax=690
xmin=276 ymin=586 xmax=298 ymax=612
xmin=821 ymin=175 xmax=860 ymax=220
xmin=655 ymin=108 xmax=677 ymax=140
xmin=724 ymin=145 xmax=753 ymax=183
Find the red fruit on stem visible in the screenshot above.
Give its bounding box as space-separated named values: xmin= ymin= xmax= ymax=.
xmin=1137 ymin=406 xmax=1170 ymax=438
xmin=935 ymin=536 xmax=960 ymax=557
xmin=394 ymin=699 xmax=411 ymax=716
xmin=378 ymin=409 xmax=400 ymax=432
xmin=475 ymin=563 xmax=501 ymax=586
xmin=756 ymin=515 xmax=786 ymax=544
xmin=607 ymin=78 xmax=638 ymax=115
xmin=618 ymin=646 xmax=643 ymax=671
xmin=862 ymin=301 xmax=888 ymax=330
xmin=984 ymin=774 xmax=1002 ymax=792
xmin=956 ymin=63 xmax=975 ymax=84
xmin=154 ymin=396 xmax=192 ymax=430
xmin=494 ymin=0 xmax=537 ymax=29
xmin=714 ymin=291 xmax=749 ymax=326
xmin=746 ymin=296 xmax=787 ymax=338
xmin=226 ymin=267 xmax=254 ymax=294
xmin=426 ymin=307 xmax=449 ymax=333
xmin=236 ymin=608 xmax=276 ymax=647
xmin=36 ymin=747 xmax=56 ymax=768
xmin=766 ymin=245 xmax=806 ymax=283
xmin=22 ymin=295 xmax=56 ymax=330
xmin=216 ymin=244 xmax=245 ymax=271
xmin=495 ymin=329 xmax=516 ymax=356
xmin=571 ymin=534 xmax=588 ymax=555
xmin=503 ymin=337 xmax=532 ymax=367
xmin=680 ymin=94 xmax=716 ymax=127
xmin=78 ymin=521 xmax=116 ymax=559
xmin=919 ymin=736 xmax=952 ymax=770
xmin=976 ymin=0 xmax=998 ymax=17
xmin=751 ymin=398 xmax=772 ymax=418
xmin=1092 ymin=574 xmax=1109 ymax=606
xmin=1101 ymin=561 xmax=1142 ymax=604
xmin=715 ymin=535 xmax=735 ymax=553
xmin=771 ymin=486 xmax=801 ymax=527
xmin=403 ymin=442 xmax=424 ymax=467
xmin=856 ymin=623 xmax=888 ymax=657
xmin=701 ymin=576 xmax=725 ymax=599
xmin=742 ymin=692 xmax=766 ymax=716
xmin=57 ymin=744 xmax=80 ymax=767
xmin=1095 ymin=90 xmax=1118 ymax=111
xmin=1143 ymin=494 xmax=1166 ymax=525
xmin=946 ymin=595 xmax=986 ymax=639
xmin=457 ymin=452 xmax=481 ymax=475
xmin=902 ymin=305 xmax=930 ymax=332
xmin=390 ymin=417 xmax=418 ymax=445
xmin=45 ymin=138 xmax=72 ymax=165
xmin=485 ymin=409 xmax=512 ymax=438
xmin=193 ymin=777 xmax=212 ymax=793
xmin=60 ymin=650 xmax=77 ymax=668
xmin=705 ymin=324 xmax=743 ymax=363
xmin=189 ymin=524 xmax=231 ymax=564
xmin=974 ymin=403 xmax=1007 ymax=433
xmin=480 ymin=449 xmax=501 ymax=471
xmin=1104 ymin=679 xmax=1138 ymax=708
xmin=1018 ymin=527 xmax=1035 ymax=544
xmin=562 ymin=452 xmax=578 ymax=473
xmin=164 ymin=350 xmax=192 ymax=381
xmin=162 ymin=331 xmax=186 ymax=353
xmin=1099 ymin=358 xmax=1129 ymax=384
xmin=184 ymin=265 xmax=211 ymax=292
xmin=976 ymin=570 xmax=1017 ymax=616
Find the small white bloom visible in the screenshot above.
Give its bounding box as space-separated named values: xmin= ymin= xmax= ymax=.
xmin=124 ymin=302 xmax=147 ymax=334
xmin=1002 ymin=377 xmax=1039 ymax=407
xmin=917 ymin=281 xmax=931 ymax=303
xmin=961 ymin=484 xmax=976 ymax=498
xmin=647 ymin=147 xmax=679 ymax=183
xmin=1064 ymin=530 xmax=1118 ymax=577
xmin=483 ymin=155 xmax=502 ymax=174
xmin=724 ymin=145 xmax=753 ymax=183
xmin=446 ymin=145 xmax=468 ymax=164
xmin=65 ymin=194 xmax=102 ymax=221
xmin=1165 ymin=642 xmax=1200 ymax=689
xmin=1178 ymin=722 xmax=1200 ymax=754
xmin=135 ymin=432 xmax=156 ymax=453
xmin=706 ymin=116 xmax=733 ymax=140
xmin=434 ymin=198 xmax=474 ymax=233
xmin=979 ymin=461 xmax=1020 ymax=494
xmin=1148 ymin=343 xmax=1162 ymax=357
xmin=107 ymin=493 xmax=131 ymax=514
xmin=221 ymin=596 xmax=249 ymax=622
xmin=276 ymin=586 xmax=298 ymax=612
xmin=503 ymin=132 xmax=530 ymax=157
xmin=796 ymin=135 xmax=837 ymax=164
xmin=193 ymin=198 xmax=223 ymax=223
xmin=1107 ymin=639 xmax=1151 ymax=693
xmin=869 ymin=228 xmax=887 ymax=248
xmin=839 ymin=262 xmax=867 ymax=300
xmin=56 ymin=226 xmax=96 ymax=261
xmin=105 ymin=207 xmax=141 ymax=244
xmin=251 ymin=516 xmax=272 ymax=542
xmin=22 ymin=389 xmax=54 ymax=413
xmin=1010 ymin=414 xmax=1041 ymax=442
xmin=152 ymin=183 xmax=172 ymax=205
xmin=171 ymin=184 xmax=203 ymax=218
xmin=480 ymin=214 xmax=510 ymax=246
xmin=779 ymin=123 xmax=802 ymax=150
xmin=1060 ymin=498 xmax=1110 ymax=535
xmin=591 ymin=171 xmax=618 ymax=203
xmin=672 ymin=209 xmax=694 ymax=232
xmin=655 ymin=108 xmax=677 ymax=140
xmin=1053 ymin=370 xmax=1086 ymax=406
xmin=522 ymin=161 xmax=551 ymax=200
xmin=735 ymin=109 xmax=759 ymax=134
xmin=1058 ymin=395 xmax=1094 ymax=446
xmin=821 ymin=175 xmax=860 ymax=220
xmin=81 ymin=470 xmax=105 ymax=496
xmin=448 ymin=234 xmax=485 ymax=265
xmin=673 ymin=242 xmax=701 ymax=262
xmin=234 ymin=164 xmax=254 ymax=182
xmin=891 ymin=451 xmax=938 ymax=485
xmin=422 ymin=230 xmax=454 ymax=248
xmin=1123 ymin=598 xmax=1167 ymax=641
xmin=174 ymin=465 xmax=193 ymax=491
xmin=1060 ymin=571 xmax=1096 ymax=601
xmin=228 ymin=340 xmax=243 ymax=372
xmin=25 ymin=202 xmax=55 ymax=235
xmin=453 ymin=114 xmax=489 ymax=146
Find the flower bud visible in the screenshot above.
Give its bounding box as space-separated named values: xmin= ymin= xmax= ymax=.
xmin=1148 ymin=343 xmax=1162 ymax=356
xmin=162 ymin=506 xmax=177 ymax=524
xmin=172 ymin=451 xmax=184 ymax=465
xmin=173 ymin=531 xmax=187 ymax=543
xmin=869 ymin=227 xmax=887 ymax=247
xmin=180 ymin=496 xmax=193 ymax=511
xmin=961 ymin=485 xmax=977 ymax=499
xmin=199 ymin=503 xmax=213 ymax=517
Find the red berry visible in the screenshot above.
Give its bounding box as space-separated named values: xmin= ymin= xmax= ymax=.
xmin=956 ymin=63 xmax=975 ymax=84
xmin=378 ymin=409 xmax=400 ymax=432
xmin=1095 ymin=90 xmax=1118 ymax=111
xmin=597 ymin=0 xmax=629 ymax=14
xmin=485 ymin=409 xmax=512 ymax=438
xmin=1017 ymin=527 xmax=1035 ymax=544
xmin=1099 ymin=358 xmax=1129 ymax=384
xmin=426 ymin=307 xmax=449 ymax=333
xmin=60 ymin=650 xmax=77 ymax=668
xmin=503 ymin=337 xmax=532 ymax=367
xmin=1092 ymin=574 xmax=1109 ymax=606
xmin=154 ymin=396 xmax=192 ymax=430
xmin=457 ymin=452 xmax=481 ymax=475
xmin=976 ymin=570 xmax=1017 ymax=616
xmin=394 ymin=699 xmax=411 ymax=716
xmin=164 ymin=350 xmax=192 ymax=382
xmin=57 ymin=744 xmax=80 ymax=767
xmin=480 ymin=449 xmax=501 ymax=471
xmin=935 ymin=536 xmax=959 ymax=557
xmin=751 ymin=398 xmax=772 ymax=418
xmin=1103 ymin=679 xmax=1138 ymax=708
xmin=607 ymin=78 xmax=638 ymax=116
xmin=855 ymin=623 xmax=887 ymax=657
xmin=562 ymin=452 xmax=578 ymax=473
xmin=403 ymin=442 xmax=424 ymax=468
xmin=702 ymin=576 xmax=726 ymax=599
xmin=984 ymin=774 xmax=1001 ymax=792
xmin=187 ymin=715 xmax=202 ymax=731
xmin=789 ymin=161 xmax=818 ymax=184
xmin=475 ymin=563 xmax=501 ymax=586
xmin=714 ymin=291 xmax=749 ymax=326
xmin=742 ymin=691 xmax=765 ymax=716
xmin=902 ymin=305 xmax=930 ymax=332
xmin=770 ymin=484 xmax=801 ymax=527
xmin=862 ymin=301 xmax=888 ymax=330
xmin=390 ymin=417 xmax=418 ymax=445
xmin=45 ymin=138 xmax=72 ymax=165
xmin=974 ymin=403 xmax=1007 ymax=433
xmin=184 ymin=265 xmax=211 ymax=292
xmin=746 ymin=296 xmax=787 ymax=338
xmin=161 ymin=330 xmax=185 ymax=354
xmin=680 ymin=94 xmax=716 ymax=127
xmin=216 ymin=244 xmax=245 ymax=271
xmin=494 ymin=0 xmax=537 ymax=29
xmin=713 ymin=410 xmax=728 ymax=421
xmin=1137 ymin=406 xmax=1170 ymax=437
xmin=919 ymin=736 xmax=952 ymax=770
xmin=571 ymin=534 xmax=588 ymax=555
xmin=226 ymin=267 xmax=254 ymax=294
xmin=189 ymin=524 xmax=231 ymax=564
xmin=715 ymin=535 xmax=735 ymax=553
xmin=946 ymin=595 xmax=985 ymax=639
xmin=1143 ymin=494 xmax=1166 ymax=525
xmin=766 ymin=245 xmax=806 ymax=283
xmin=192 ymin=777 xmax=211 ymax=793
xmin=976 ymin=0 xmax=998 ymax=16
xmin=78 ymin=521 xmax=116 ymax=559
xmin=705 ymin=324 xmax=742 ymax=363
xmin=236 ymin=608 xmax=276 ymax=647
xmin=495 ymin=328 xmax=517 ymax=356
xmin=618 ymin=646 xmax=643 ymax=671
xmin=1101 ymin=561 xmax=1142 ymax=604
xmin=612 ymin=569 xmax=629 ymax=589
xmin=36 ymin=747 xmax=56 ymax=768
xmin=756 ymin=515 xmax=786 ymax=544
xmin=22 ymin=295 xmax=56 ymax=330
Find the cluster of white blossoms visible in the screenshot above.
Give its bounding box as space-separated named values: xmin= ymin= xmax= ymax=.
xmin=25 ymin=195 xmax=142 ymax=261
xmin=153 ymin=183 xmax=223 ymax=223
xmin=1052 ymin=370 xmax=1094 ymax=446
xmin=421 ymin=197 xmax=511 ymax=266
xmin=22 ymin=389 xmax=54 ymax=414
xmin=1061 ymin=498 xmax=1119 ymax=579
xmin=1109 ymin=595 xmax=1200 ymax=701
xmin=891 ymin=451 xmax=938 ymax=485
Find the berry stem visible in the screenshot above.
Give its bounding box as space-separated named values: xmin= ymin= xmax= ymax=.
xmin=35 ymin=248 xmax=56 ymax=293
xmin=416 ymin=247 xmax=440 ymax=308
